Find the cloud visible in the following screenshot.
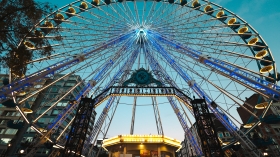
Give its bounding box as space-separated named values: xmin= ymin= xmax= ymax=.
xmin=236 ymin=0 xmax=266 ymax=16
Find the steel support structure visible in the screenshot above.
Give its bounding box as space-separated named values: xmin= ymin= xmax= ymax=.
xmin=61 ymin=85 xmax=201 ymax=157
xmin=143 ymin=46 xmax=202 ymax=155
xmin=84 ymin=47 xmax=140 ymax=155
xmin=130 ymin=97 xmax=137 ymax=134
xmin=144 ymin=46 xmax=202 ymax=155
xmin=62 ymin=98 xmax=95 ymax=157
xmin=152 ymin=97 xmax=164 ymax=135
xmin=191 ymin=98 xmax=224 ymax=157
xmin=147 ymin=32 xmax=263 ymax=157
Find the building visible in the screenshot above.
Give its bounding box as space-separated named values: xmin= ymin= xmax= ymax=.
xmin=237 ymin=93 xmax=280 ymax=156
xmin=177 ymin=113 xmax=234 ymax=157
xmin=102 ymin=135 xmax=181 ymax=157
xmin=0 ymin=74 xmax=29 ymax=156
xmin=0 ymin=74 xmax=97 ymax=156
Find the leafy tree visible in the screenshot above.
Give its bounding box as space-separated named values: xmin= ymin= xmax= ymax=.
xmin=0 ymin=0 xmax=57 ymax=78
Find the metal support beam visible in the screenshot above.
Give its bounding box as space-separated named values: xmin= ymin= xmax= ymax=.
xmin=152 ymin=97 xmax=164 ymax=135
xmin=144 ymin=46 xmax=202 ymax=155
xmin=62 ymin=98 xmax=95 ymax=157
xmin=130 ymin=97 xmax=137 ymax=134
xmin=191 ymin=98 xmax=224 ymax=157
xmin=83 ymin=48 xmax=140 ymax=155
xmin=146 ymin=33 xmax=263 ymax=157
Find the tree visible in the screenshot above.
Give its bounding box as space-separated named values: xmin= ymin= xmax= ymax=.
xmin=0 ymin=0 xmax=57 ymax=78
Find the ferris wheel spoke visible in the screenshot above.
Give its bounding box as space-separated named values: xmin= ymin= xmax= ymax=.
xmin=145 ymin=1 xmax=168 ymax=26
xmin=28 ymin=44 xmax=139 ymax=154
xmin=161 ymin=39 xmax=249 ymax=65
xmin=85 ymin=51 xmax=139 ymax=153
xmin=178 ymin=60 xmax=259 ymax=119
xmin=26 ymin=30 xmax=127 ymax=54
xmin=143 ymin=0 xmax=157 ymax=26
xmin=123 ymin=1 xmax=139 ymax=26
xmin=110 ymin=2 xmax=138 ymax=25
xmin=166 ymin=41 xmax=270 ymax=81
xmin=133 ymin=0 xmax=141 ymax=26
xmin=146 ymin=35 xmax=267 ymax=156
xmin=58 ymin=2 xmax=132 ymax=28
xmin=172 ymin=54 xmax=250 ymax=104
xmin=160 ymin=35 xmax=251 ymax=48
xmin=150 ymin=42 xmax=255 ymax=116
xmin=54 ymin=18 xmax=127 ymax=32
xmin=28 ymin=31 xmax=131 ymax=56
xmin=141 ymin=0 xmax=146 ymax=26
xmin=0 ymin=32 xmax=135 ymax=102
xmin=149 ymin=2 xmax=208 ymax=27
xmin=117 ymin=1 xmax=138 ymax=25
xmin=151 ymin=32 xmax=280 ymax=97
xmin=147 ymin=0 xmax=185 ymax=23
xmin=87 ymin=48 xmax=138 ymax=96
xmin=19 ymin=71 xmax=82 ymax=105
xmin=76 ymin=6 xmax=129 ymax=26
xmin=152 ymin=13 xmax=234 ymax=35
xmin=92 ymin=6 xmax=135 ymax=28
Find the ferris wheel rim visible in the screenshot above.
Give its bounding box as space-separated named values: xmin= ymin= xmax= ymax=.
xmin=2 ymin=1 xmax=279 ymax=155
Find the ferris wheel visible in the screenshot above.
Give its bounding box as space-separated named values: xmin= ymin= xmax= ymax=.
xmin=1 ymin=0 xmax=280 ymax=156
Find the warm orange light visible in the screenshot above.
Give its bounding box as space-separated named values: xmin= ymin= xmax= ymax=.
xmin=102 ymin=135 xmax=181 ymax=149
xmin=255 ymin=102 xmax=268 ymax=109
xmin=243 ymin=123 xmax=255 ymax=128
xmin=260 ymin=65 xmax=273 ymax=73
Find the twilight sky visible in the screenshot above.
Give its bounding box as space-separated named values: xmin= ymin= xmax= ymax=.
xmin=36 ymin=0 xmax=280 ymax=141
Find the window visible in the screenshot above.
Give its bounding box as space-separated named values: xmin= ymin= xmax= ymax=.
xmin=218 ymin=132 xmax=223 ymax=138
xmin=5 ymin=129 xmax=18 ymax=135
xmin=0 ymin=129 xmax=5 ymax=134
xmin=51 ymin=87 xmax=59 ymax=92
xmin=224 ymin=132 xmax=231 ymax=137
xmin=27 ymin=127 xmax=36 ymax=133
xmin=34 ymin=85 xmax=43 ymax=88
xmin=55 ymin=81 xmax=64 ymax=86
xmin=0 ymin=120 xmax=6 ymax=125
xmin=32 ymin=97 xmax=37 ymax=101
xmin=57 ymin=102 xmax=68 ymax=107
xmin=1 ymin=138 xmax=11 ymax=144
xmin=6 ymin=111 xmax=16 ymax=116
xmin=51 ymin=110 xmax=61 ymax=115
xmin=38 ymin=118 xmax=47 ymax=124
xmin=24 ymin=137 xmax=33 ymax=142
xmin=69 ymin=76 xmax=77 ymax=81
xmin=274 ymin=128 xmax=280 ymax=133
xmin=38 ymin=109 xmax=46 ymax=115
xmin=64 ymin=82 xmax=76 ymax=87
xmin=77 ymin=77 xmax=82 ymax=82
xmin=73 ymin=89 xmax=79 ymax=96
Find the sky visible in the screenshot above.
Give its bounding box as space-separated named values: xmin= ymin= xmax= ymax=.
xmin=35 ymin=0 xmax=280 ymax=141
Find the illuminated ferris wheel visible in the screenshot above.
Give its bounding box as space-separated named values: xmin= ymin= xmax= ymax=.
xmin=0 ymin=0 xmax=279 ymax=156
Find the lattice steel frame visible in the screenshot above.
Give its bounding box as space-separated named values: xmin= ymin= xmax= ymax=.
xmin=191 ymin=98 xmax=224 ymax=157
